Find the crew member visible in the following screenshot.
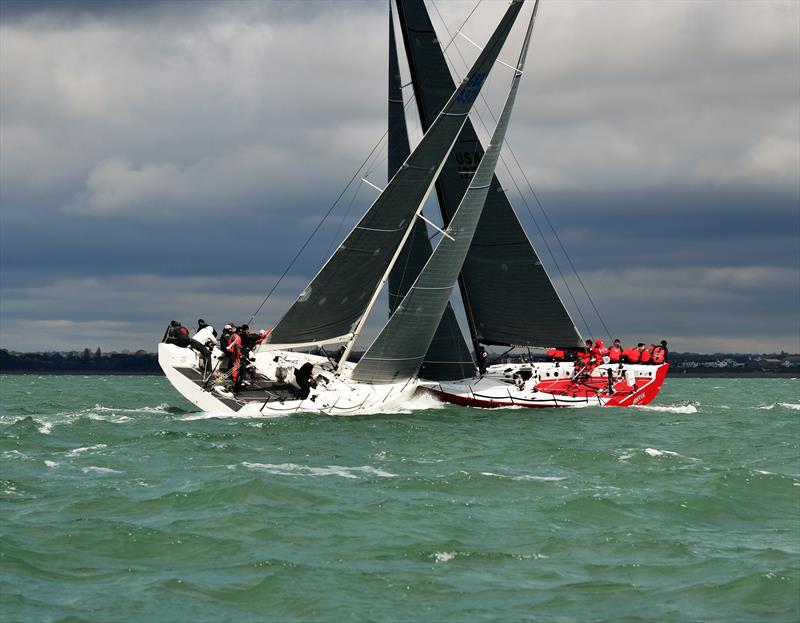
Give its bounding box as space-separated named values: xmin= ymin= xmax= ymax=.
xmin=477 ymin=346 xmax=488 ymax=375
xmin=227 ymin=326 xmax=242 ymax=391
xmin=294 ymin=362 xmax=318 ymax=400
xmin=191 ymin=321 xmax=217 ymax=373
xmin=608 ymin=339 xmax=622 ymax=363
xmin=546 ymin=348 xmax=565 ymax=362
xmin=215 ymin=324 xmax=232 ymax=369
xmin=239 ymin=324 xmax=255 ymax=387
xmin=580 ymin=340 xmax=594 ymax=366
xmin=640 ymin=343 xmax=654 ymax=364
xmin=593 ymin=339 xmax=609 ymax=364
xmin=166 ymin=321 xmax=191 ymax=347
xmin=622 ymin=344 xmax=641 ymax=363
xmin=652 ymin=340 xmax=668 ymax=364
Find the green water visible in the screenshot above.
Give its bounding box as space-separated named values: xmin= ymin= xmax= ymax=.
xmin=1 ymin=375 xmax=798 ymax=622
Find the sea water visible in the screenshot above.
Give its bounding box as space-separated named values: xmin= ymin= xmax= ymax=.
xmin=1 ymin=375 xmax=798 ymax=623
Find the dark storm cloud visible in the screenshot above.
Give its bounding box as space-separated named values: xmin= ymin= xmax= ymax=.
xmin=1 ymin=0 xmax=798 ymax=353
xmin=0 ymin=0 xmax=166 ymax=20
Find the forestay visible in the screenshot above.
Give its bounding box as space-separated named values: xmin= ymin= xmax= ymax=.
xmin=396 ymin=0 xmax=583 ymax=348
xmin=267 ymin=0 xmax=526 ymax=349
xmin=352 ymin=3 xmax=537 ymax=384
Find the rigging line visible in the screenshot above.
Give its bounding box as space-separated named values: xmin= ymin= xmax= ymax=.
xmin=430 ymin=0 xmax=595 ymax=339
xmin=248 ymin=128 xmax=390 ymax=324
xmin=439 ymin=0 xmax=482 ymax=54
xmin=497 ymin=151 xmax=594 ymax=339
xmin=324 ymin=174 xmax=363 ymax=260
xmin=506 ymin=147 xmax=612 ymax=340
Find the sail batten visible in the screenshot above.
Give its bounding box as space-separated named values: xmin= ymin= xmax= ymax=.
xmin=396 ymin=0 xmax=583 ymax=349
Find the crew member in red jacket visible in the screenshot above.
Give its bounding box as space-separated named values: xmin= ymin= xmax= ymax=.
xmin=608 ymin=339 xmax=622 ymax=363
xmin=622 ymin=344 xmax=641 ymax=363
xmin=227 ymin=327 xmax=243 ymax=390
xmin=652 ymin=340 xmax=668 ymax=364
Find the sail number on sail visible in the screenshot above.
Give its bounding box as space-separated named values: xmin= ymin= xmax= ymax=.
xmin=456 ymin=72 xmax=487 ymax=104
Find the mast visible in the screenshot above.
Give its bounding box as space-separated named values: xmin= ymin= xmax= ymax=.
xmin=352 ymin=3 xmax=538 ymax=384
xmin=332 ymin=0 xmax=527 ymax=372
xmin=387 ymin=2 xmax=475 ymax=381
xmin=395 ymin=0 xmax=582 ymax=351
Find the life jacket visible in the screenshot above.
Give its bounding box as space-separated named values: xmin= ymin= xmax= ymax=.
xmin=546 ymin=349 xmax=565 ymax=360
xmin=652 ymin=346 xmax=666 ymax=364
xmin=227 ymin=333 xmax=242 ymax=354
xmin=622 ymin=348 xmax=640 ymax=363
xmin=592 ymin=346 xmax=607 ymax=365
xmin=639 ymin=347 xmax=652 ymax=364
xmin=608 ymin=346 xmax=621 ymax=362
xmin=174 ymin=325 xmax=190 ymax=347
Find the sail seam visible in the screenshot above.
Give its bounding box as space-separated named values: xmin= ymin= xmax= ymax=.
xmin=355 ymin=225 xmax=404 ymax=232
xmin=412 ymin=285 xmax=453 ymax=290
xmin=360 ymin=355 xmax=425 ymax=361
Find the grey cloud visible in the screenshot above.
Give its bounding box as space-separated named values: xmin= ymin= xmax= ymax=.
xmin=1 ymin=0 xmax=798 ymax=354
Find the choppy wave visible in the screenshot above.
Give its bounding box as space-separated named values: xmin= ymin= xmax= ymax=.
xmin=357 ymin=392 xmax=446 ymax=415
xmin=429 ymin=550 xmax=549 ymax=564
xmin=66 ymin=443 xmax=107 ymax=457
xmin=81 ymin=466 xmax=122 ymax=475
xmin=177 ymin=409 xmax=291 ymax=421
xmin=644 ymin=447 xmax=681 ymax=458
xmin=238 ymin=462 xmax=397 ymax=479
xmin=758 ymin=402 xmax=800 ymax=411
xmin=480 ymin=471 xmax=567 ymax=482
xmin=618 ymin=447 xmax=701 ymax=462
xmin=632 ymin=403 xmax=698 ymax=414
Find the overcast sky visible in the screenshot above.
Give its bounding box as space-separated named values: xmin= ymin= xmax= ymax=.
xmin=1 ymin=0 xmax=798 ymax=354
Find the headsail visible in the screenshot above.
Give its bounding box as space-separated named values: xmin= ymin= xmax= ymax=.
xmin=267 ymin=0 xmax=525 ymax=349
xmin=352 ymin=4 xmax=538 ymax=384
xmin=387 ymin=8 xmax=476 ymax=381
xmin=396 ymin=0 xmax=583 ymax=348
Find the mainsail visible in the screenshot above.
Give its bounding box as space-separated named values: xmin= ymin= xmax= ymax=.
xmin=267 ymin=0 xmax=525 ymax=349
xmin=387 ymin=8 xmax=476 ymax=381
xmin=352 ymin=3 xmax=538 ymax=385
xmin=395 ymin=0 xmax=583 ymax=349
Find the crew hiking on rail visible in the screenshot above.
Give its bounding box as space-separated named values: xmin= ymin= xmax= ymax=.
xmin=546 ymin=339 xmax=668 ymax=365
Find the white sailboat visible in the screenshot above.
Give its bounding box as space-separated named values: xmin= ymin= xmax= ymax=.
xmin=159 ymin=0 xmax=538 ymax=415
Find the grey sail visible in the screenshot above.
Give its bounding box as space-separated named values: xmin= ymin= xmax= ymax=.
xmin=396 ymin=0 xmax=583 ymax=348
xmin=386 ymin=8 xmax=476 ymax=381
xmin=267 ymin=0 xmax=525 ymax=348
xmin=352 ymin=10 xmax=535 ymax=385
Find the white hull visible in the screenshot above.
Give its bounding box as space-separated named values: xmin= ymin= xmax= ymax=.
xmin=158 ymin=343 xmax=418 ymax=416
xmin=427 ymin=361 xmax=670 ymax=408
